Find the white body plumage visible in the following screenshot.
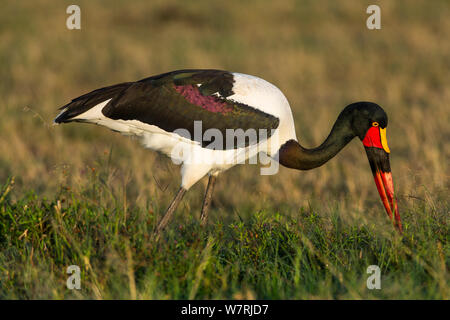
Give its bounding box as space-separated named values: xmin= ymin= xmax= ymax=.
xmin=55 ymin=72 xmax=297 ymax=189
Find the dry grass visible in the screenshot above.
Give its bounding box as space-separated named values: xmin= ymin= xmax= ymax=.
xmin=0 ymin=0 xmax=448 ymax=299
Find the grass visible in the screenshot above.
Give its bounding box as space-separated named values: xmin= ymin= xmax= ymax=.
xmin=0 ymin=173 xmax=448 ymax=299
xmin=0 ymin=0 xmax=449 ymax=299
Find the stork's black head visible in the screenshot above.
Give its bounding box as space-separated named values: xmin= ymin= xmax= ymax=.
xmin=338 ymin=101 xmax=389 ymax=140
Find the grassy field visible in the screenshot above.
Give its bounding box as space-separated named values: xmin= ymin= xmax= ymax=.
xmin=0 ymin=0 xmax=448 ymax=299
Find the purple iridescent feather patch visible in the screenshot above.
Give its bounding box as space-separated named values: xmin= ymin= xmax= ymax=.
xmin=174 ymin=84 xmax=233 ymax=114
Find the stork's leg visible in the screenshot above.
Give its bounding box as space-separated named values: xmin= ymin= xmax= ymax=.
xmin=155 ymin=187 xmax=186 ymax=234
xmin=200 ymin=175 xmax=217 ymax=226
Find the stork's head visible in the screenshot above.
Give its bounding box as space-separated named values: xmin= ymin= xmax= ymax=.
xmin=346 ymin=102 xmax=402 ymax=232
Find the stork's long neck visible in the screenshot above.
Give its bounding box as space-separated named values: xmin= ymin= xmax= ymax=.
xmin=278 ymin=115 xmax=355 ymax=170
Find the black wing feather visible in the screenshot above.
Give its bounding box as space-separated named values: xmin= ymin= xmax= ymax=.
xmin=54 ymin=82 xmax=133 ymax=123
xmin=55 ymin=69 xmax=279 ymax=149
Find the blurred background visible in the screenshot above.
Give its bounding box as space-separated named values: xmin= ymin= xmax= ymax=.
xmin=0 ymin=0 xmax=448 ymax=228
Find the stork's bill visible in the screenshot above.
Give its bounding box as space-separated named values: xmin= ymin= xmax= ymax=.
xmin=362 ymin=122 xmax=402 ymax=232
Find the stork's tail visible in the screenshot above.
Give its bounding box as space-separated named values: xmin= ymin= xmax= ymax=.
xmin=54 ymin=82 xmax=132 ymax=124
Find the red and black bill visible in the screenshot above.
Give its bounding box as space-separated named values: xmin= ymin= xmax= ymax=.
xmin=364 ymin=146 xmax=402 ymax=233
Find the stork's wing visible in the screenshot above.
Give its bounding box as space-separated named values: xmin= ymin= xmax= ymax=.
xmin=55 ymin=69 xmax=280 ymax=149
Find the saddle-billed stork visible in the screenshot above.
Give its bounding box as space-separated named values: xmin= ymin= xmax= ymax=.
xmin=54 ymin=69 xmax=402 ymax=233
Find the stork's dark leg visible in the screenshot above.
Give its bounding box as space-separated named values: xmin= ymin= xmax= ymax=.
xmin=155 ymin=187 xmax=186 ymax=234
xmin=200 ymin=175 xmax=217 ymax=226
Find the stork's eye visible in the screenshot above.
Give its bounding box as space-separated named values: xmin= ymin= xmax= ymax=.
xmin=372 ymin=122 xmax=379 ymax=127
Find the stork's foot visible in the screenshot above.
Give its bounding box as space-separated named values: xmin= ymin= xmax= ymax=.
xmin=154 ymin=187 xmax=186 ymax=236
xmin=200 ymin=175 xmax=217 ymax=226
